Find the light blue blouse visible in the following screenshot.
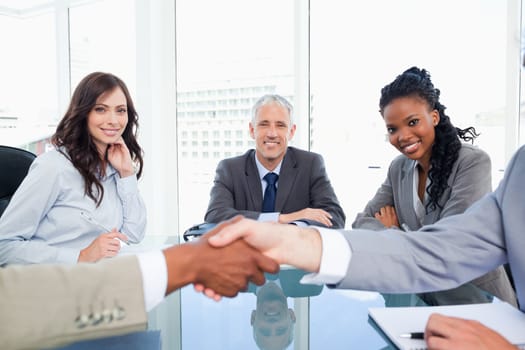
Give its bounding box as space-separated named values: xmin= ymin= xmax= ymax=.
xmin=0 ymin=148 xmax=146 ymax=265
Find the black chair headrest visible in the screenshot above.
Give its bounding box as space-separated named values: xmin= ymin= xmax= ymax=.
xmin=0 ymin=145 xmax=36 ymax=216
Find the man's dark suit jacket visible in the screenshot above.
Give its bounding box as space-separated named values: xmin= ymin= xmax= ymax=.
xmin=205 ymin=147 xmax=345 ymax=228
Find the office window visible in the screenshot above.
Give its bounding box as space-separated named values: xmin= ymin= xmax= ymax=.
xmin=69 ymin=0 xmax=136 ymax=94
xmin=176 ymin=0 xmax=295 ymax=233
xmin=176 ymin=0 xmax=296 ymax=347
xmin=0 ymin=10 xmax=57 ymax=154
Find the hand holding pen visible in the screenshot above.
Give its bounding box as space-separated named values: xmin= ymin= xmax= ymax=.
xmin=78 ymin=212 xmax=129 ymax=263
xmin=80 ymin=211 xmax=129 ymax=246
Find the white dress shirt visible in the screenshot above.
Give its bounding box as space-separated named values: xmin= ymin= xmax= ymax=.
xmin=300 ymin=227 xmax=351 ymax=285
xmin=412 ymin=162 xmax=430 ymax=227
xmin=137 ymin=251 xmax=167 ymax=311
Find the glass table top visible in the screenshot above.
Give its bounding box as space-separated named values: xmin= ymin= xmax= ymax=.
xmin=148 ymin=265 xmax=390 ymax=350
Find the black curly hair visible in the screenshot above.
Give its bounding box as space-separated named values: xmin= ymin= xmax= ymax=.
xmin=379 ymin=67 xmax=479 ymax=213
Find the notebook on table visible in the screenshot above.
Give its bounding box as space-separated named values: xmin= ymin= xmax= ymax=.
xmin=368 ymin=302 xmax=525 ymax=350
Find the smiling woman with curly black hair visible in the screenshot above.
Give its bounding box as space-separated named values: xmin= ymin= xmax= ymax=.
xmin=352 ymin=66 xmax=516 ymax=307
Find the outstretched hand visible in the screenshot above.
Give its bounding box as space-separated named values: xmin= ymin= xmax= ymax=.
xmin=209 ymin=216 xmax=322 ymax=273
xmin=209 ymin=216 xmax=289 ymax=263
xmin=424 ymin=313 xmax=516 ymax=350
xmin=163 ymin=217 xmax=280 ymax=298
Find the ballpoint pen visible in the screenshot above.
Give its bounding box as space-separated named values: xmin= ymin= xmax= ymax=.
xmin=80 ymin=211 xmax=129 ymax=245
xmin=399 ymin=332 xmax=424 ymax=339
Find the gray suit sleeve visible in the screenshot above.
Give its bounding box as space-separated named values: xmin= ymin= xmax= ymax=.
xmin=333 ymin=141 xmax=518 ymax=294
xmin=339 ymin=191 xmax=507 ymax=293
xmin=0 ymin=256 xmax=147 ymax=349
xmin=438 ymin=146 xmax=492 ymax=218
xmin=204 ymin=159 xmax=260 ymax=222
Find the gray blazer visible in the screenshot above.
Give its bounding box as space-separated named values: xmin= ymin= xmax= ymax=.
xmin=0 ymin=256 xmax=147 ymax=349
xmin=338 ymin=144 xmax=525 ymax=311
xmin=354 ymin=143 xmax=493 ymax=230
xmin=352 ymin=143 xmax=516 ymax=306
xmin=205 ymin=147 xmax=346 ymax=228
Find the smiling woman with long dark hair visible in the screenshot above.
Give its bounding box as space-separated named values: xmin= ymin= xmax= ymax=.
xmin=0 ymin=72 xmax=146 ymax=265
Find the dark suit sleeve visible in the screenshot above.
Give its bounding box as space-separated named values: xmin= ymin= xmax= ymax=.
xmin=0 ymin=256 xmax=147 ymax=349
xmin=309 ymin=154 xmax=346 ymax=229
xmin=204 ymin=159 xmax=260 ymax=222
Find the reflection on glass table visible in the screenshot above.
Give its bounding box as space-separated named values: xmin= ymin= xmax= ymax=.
xmin=180 ymin=267 xmax=323 ymax=349
xmin=248 ymin=268 xmax=323 ymax=350
xmin=251 ymin=280 xmax=296 ymax=350
xmin=177 ymin=267 xmax=390 ymax=349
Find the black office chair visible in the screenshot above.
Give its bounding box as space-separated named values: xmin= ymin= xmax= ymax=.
xmin=183 ymin=222 xmax=217 ymax=241
xmin=0 ymin=145 xmax=36 ymax=218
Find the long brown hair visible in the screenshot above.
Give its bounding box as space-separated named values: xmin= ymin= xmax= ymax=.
xmin=52 ymin=72 xmax=144 ymax=206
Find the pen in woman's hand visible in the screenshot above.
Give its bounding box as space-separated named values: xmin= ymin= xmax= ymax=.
xmin=80 ymin=211 xmax=129 ymax=245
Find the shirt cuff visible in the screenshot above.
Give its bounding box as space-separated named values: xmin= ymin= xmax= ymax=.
xmin=300 ymin=227 xmax=351 ymax=285
xmin=137 ymin=250 xmax=167 ymax=312
xmin=56 ymin=247 xmax=82 ymax=264
xmin=258 ymin=212 xmax=280 ymax=222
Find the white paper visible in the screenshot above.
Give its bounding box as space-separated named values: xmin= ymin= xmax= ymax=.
xmin=369 ymin=302 xmax=525 ymax=350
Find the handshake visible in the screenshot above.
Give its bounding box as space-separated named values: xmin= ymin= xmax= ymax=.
xmin=162 ymin=216 xmax=323 ymax=299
